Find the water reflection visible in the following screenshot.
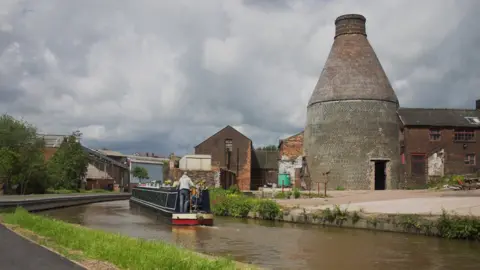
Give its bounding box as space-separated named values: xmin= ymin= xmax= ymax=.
xmin=40 ymin=200 xmax=480 ymax=270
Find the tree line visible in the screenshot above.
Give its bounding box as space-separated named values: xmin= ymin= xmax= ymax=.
xmin=0 ymin=114 xmax=89 ymax=195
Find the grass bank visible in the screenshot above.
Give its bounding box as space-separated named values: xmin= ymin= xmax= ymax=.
xmin=1 ymin=208 xmax=245 ymax=270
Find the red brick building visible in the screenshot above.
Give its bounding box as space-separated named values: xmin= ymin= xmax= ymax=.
xmin=278 ymin=131 xmax=304 ymax=160
xmin=277 ymin=131 xmax=305 ymax=188
xmin=398 ymin=105 xmax=480 ymax=187
xmin=194 ymin=126 xmax=252 ymax=191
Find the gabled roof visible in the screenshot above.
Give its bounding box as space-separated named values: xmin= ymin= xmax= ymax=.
xmin=398 ymin=108 xmax=480 ymax=128
xmin=194 ymin=125 xmax=251 ymax=148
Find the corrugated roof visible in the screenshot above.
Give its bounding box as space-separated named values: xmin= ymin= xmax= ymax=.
xmin=252 ymin=150 xmax=278 ymax=169
xmin=83 ymin=146 xmax=129 ymax=169
xmin=398 ymin=108 xmax=480 ymax=128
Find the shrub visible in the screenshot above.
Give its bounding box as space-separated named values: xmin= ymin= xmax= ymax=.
xmin=274 ymin=192 xmax=286 ymax=199
xmin=292 ymin=188 xmax=301 ymax=199
xmin=210 ymin=188 xmax=281 ymax=220
xmin=254 ymin=199 xmax=280 ymax=220
xmin=436 ymin=210 xmax=480 ymax=240
xmin=227 ymin=185 xmax=241 ymax=195
xmin=227 ymin=195 xmax=256 ymax=218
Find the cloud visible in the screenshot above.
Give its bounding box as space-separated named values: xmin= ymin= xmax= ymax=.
xmin=0 ymin=0 xmax=479 ymax=155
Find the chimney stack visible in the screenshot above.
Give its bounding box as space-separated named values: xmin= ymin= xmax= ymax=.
xmin=335 ymin=14 xmax=367 ymax=38
xmin=476 ymin=99 xmax=480 ymax=110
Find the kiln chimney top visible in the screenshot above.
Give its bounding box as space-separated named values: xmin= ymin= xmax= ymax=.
xmin=335 ymin=14 xmax=367 ymax=38
xmin=308 ymin=14 xmax=399 ymax=107
xmin=476 ymin=99 xmax=480 ymax=110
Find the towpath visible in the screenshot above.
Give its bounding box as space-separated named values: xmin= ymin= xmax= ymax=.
xmin=276 ymin=189 xmax=480 ymax=216
xmin=0 ymin=192 xmax=127 ymax=202
xmin=0 ymin=224 xmax=85 ymax=270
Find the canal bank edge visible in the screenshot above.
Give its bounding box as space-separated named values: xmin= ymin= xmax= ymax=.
xmin=1 ymin=209 xmax=259 ymax=270
xmin=0 ymin=193 xmax=131 ymax=212
xmin=0 ymin=222 xmax=113 ymax=270
xmin=246 ymin=205 xmax=480 ymax=240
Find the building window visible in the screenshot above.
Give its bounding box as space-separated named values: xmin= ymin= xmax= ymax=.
xmin=453 ymin=129 xmax=475 ymax=142
xmin=429 ymin=129 xmax=441 ymax=141
xmin=225 ymin=139 xmax=233 ymax=152
xmin=411 ymin=154 xmax=426 ymax=175
xmin=465 ymin=154 xmax=476 ymax=165
xmin=465 ymin=117 xmax=480 ymax=125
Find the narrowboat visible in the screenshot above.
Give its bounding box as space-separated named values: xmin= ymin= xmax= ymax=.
xmin=130 ymin=182 xmax=214 ymax=226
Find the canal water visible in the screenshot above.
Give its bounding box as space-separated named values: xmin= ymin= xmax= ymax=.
xmin=40 ymin=200 xmax=479 ymax=270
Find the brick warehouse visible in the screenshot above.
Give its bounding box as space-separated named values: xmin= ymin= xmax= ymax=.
xmin=304 ymin=14 xmax=401 ymax=190
xmin=399 ymin=104 xmax=480 ymax=187
xmin=194 ymin=126 xmax=252 ymax=191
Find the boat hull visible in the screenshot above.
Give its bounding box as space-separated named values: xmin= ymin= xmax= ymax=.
xmin=172 ymin=213 xmax=214 ymax=226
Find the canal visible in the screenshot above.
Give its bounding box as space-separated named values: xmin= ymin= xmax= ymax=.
xmin=40 ymin=200 xmax=479 ymax=270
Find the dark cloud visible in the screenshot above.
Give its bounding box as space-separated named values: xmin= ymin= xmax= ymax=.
xmin=0 ymin=0 xmax=479 ymax=155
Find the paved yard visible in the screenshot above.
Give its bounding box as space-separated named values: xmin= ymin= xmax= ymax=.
xmin=276 ymin=189 xmax=480 ymax=216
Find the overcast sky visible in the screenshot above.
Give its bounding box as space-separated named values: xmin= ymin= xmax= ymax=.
xmin=1 ymin=0 xmax=479 ymax=156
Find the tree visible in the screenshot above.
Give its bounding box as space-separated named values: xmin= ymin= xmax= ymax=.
xmin=0 ymin=114 xmax=47 ymax=194
xmin=47 ymin=132 xmax=89 ymax=190
xmin=132 ymin=166 xmax=149 ymax=182
xmin=256 ymin=145 xmax=278 ymax=151
xmin=0 ymin=148 xmax=19 ymax=190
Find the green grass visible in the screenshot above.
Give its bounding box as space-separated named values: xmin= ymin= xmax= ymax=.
xmin=45 ymin=188 xmax=113 ymax=194
xmin=1 ymin=208 xmax=239 ymax=270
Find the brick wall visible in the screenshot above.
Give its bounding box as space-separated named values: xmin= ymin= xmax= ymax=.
xmin=279 ymin=132 xmax=304 ymax=159
xmin=404 ymin=127 xmax=480 ymax=186
xmin=194 ymin=126 xmax=252 ymax=191
xmin=237 ymin=143 xmax=252 ymax=190
xmin=170 ymin=168 xmax=217 ymax=187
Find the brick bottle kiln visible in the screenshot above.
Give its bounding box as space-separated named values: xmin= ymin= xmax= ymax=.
xmin=304 ymin=14 xmax=401 ymax=190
